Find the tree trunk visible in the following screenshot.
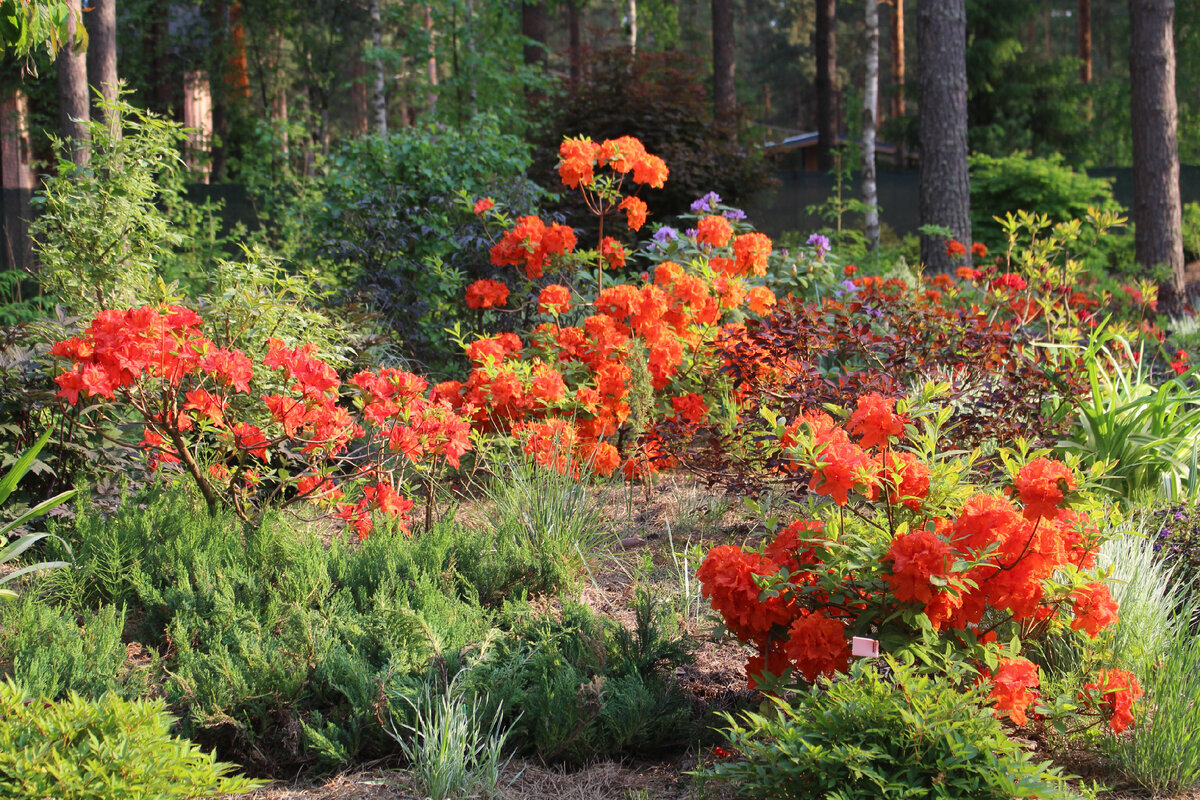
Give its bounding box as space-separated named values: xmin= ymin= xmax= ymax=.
xmin=815 ymin=0 xmax=837 ymax=170
xmin=863 ymin=0 xmax=880 ymax=251
xmin=628 ymin=0 xmax=637 ymax=51
xmin=86 ymin=0 xmax=119 ymax=132
xmin=917 ymin=0 xmax=971 ymax=271
xmin=148 ymin=2 xmax=171 ymax=115
xmin=182 ymin=70 xmax=213 ymax=182
xmin=568 ymin=0 xmax=582 ymax=85
xmin=208 ymin=0 xmax=229 ymax=181
xmin=892 ymin=0 xmax=907 ymax=168
xmin=712 ymin=0 xmax=735 ymax=130
xmin=369 ymin=0 xmax=387 ymax=134
xmin=523 ymin=1 xmax=546 ymax=69
xmin=1129 ymin=0 xmax=1184 ymax=300
xmin=425 ymin=4 xmax=438 ymax=113
xmin=1079 ymin=0 xmax=1092 ymax=82
xmin=57 ymin=0 xmax=90 ymax=167
xmin=1 ymin=89 xmax=36 ymax=272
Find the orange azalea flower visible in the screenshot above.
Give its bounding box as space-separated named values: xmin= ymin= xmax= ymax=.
xmin=733 ymin=232 xmax=772 ymax=276
xmin=746 ymin=286 xmax=776 ymax=315
xmin=696 ymin=215 xmax=733 ymax=248
xmin=465 ymin=278 xmax=510 ymax=309
xmin=1015 ymin=457 xmax=1076 ymax=520
xmin=989 ymin=658 xmax=1040 ymax=725
xmin=618 ymin=195 xmax=648 ymax=231
xmin=473 ymin=197 xmax=495 ymax=215
xmin=558 ymin=137 xmax=600 ymax=188
xmin=784 ymin=612 xmax=851 ymax=682
xmin=1083 ymin=669 xmax=1142 ymax=733
xmin=1070 ymin=583 xmax=1119 ymax=638
xmin=538 ymin=284 xmax=572 ymax=315
xmin=600 ymin=237 xmax=626 ymax=269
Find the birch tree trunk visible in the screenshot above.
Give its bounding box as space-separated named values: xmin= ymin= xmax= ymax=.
xmin=370 ymin=0 xmax=388 ymax=135
xmin=862 ymin=0 xmax=880 ymax=252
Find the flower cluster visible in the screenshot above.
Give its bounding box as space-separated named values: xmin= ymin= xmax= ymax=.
xmin=697 ymin=399 xmax=1131 ymax=732
xmin=53 ymin=305 xmax=472 ymax=537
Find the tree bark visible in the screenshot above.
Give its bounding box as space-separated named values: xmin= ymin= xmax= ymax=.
xmin=86 ymin=0 xmax=119 ymax=131
xmin=425 ymin=4 xmax=438 ymax=113
xmin=57 ymin=0 xmax=90 ymax=167
xmin=1129 ymin=0 xmax=1184 ymax=300
xmin=863 ymin=0 xmax=880 ymax=251
xmin=891 ymin=0 xmax=905 ymax=118
xmin=627 ymin=0 xmax=637 ymax=52
xmin=208 ymin=0 xmax=229 ymax=181
xmin=917 ymin=0 xmax=971 ymax=271
xmin=522 ymin=1 xmax=546 ymax=69
xmin=568 ymin=0 xmax=582 ymax=85
xmin=815 ymin=0 xmax=837 ymax=170
xmin=1 ymin=89 xmax=37 ymax=272
xmin=712 ymin=0 xmax=736 ymax=130
xmin=369 ymin=0 xmax=387 ymax=134
xmin=1079 ymin=0 xmax=1092 ymax=82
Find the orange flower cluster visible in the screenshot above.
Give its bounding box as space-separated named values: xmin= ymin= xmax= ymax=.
xmin=989 ymin=657 xmax=1041 ymax=725
xmin=537 ymin=284 xmax=572 ymax=315
xmin=557 ymin=135 xmax=668 ymax=190
xmin=465 ymin=278 xmax=510 ymax=309
xmin=490 ymin=215 xmax=578 ymax=279
xmin=1082 ymin=669 xmax=1143 ymax=733
xmin=53 ymin=306 xmax=473 ymax=538
xmin=798 ymin=395 xmax=915 ymax=507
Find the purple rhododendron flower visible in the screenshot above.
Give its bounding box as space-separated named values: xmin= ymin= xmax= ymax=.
xmin=808 ymin=233 xmax=831 ymax=259
xmin=723 ymin=208 xmax=747 ymax=221
xmin=650 ymin=226 xmax=680 ymax=249
xmin=691 ymin=192 xmax=722 ymax=213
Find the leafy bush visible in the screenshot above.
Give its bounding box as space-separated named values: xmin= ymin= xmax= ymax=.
xmin=30 ymin=97 xmax=233 ymax=314
xmin=970 ymin=153 xmax=1121 ymax=247
xmin=303 ymin=117 xmax=544 ymax=372
xmin=0 ymin=680 xmax=263 ymax=799
xmin=703 ymin=658 xmax=1086 ymax=800
xmin=465 ymin=593 xmax=694 ymax=765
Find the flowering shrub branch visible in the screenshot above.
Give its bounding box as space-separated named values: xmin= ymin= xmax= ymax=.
xmin=52 ymin=306 xmax=471 ymax=536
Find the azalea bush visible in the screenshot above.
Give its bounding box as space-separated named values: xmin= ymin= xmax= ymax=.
xmin=50 ymin=305 xmax=471 ymax=535
xmin=695 ymin=391 xmax=1142 ymax=737
xmin=436 ymin=135 xmax=811 ymax=481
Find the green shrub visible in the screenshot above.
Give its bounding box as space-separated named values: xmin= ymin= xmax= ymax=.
xmin=465 ymin=592 xmax=694 ymax=765
xmin=703 ymin=657 xmax=1086 ymax=800
xmin=969 ymin=153 xmax=1130 ymax=272
xmin=0 ymin=597 xmax=134 ymax=700
xmin=0 ymin=680 xmax=263 ymax=799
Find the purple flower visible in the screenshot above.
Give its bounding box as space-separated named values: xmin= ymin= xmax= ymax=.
xmin=691 ymin=191 xmax=722 ymax=213
xmin=723 ymin=208 xmax=747 ymax=221
xmin=833 ymin=279 xmax=859 ymax=298
xmin=808 ymin=233 xmax=831 ymax=259
xmin=650 ymin=226 xmax=680 ymax=250
xmin=685 ymin=228 xmax=698 ymax=238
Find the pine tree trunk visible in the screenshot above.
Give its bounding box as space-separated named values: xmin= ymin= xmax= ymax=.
xmin=1079 ymin=0 xmax=1092 ymax=82
xmin=1129 ymin=0 xmax=1184 ymax=301
xmin=57 ymin=0 xmax=90 ymax=167
xmin=523 ymin=1 xmax=547 ymax=69
xmin=863 ymin=0 xmax=880 ymax=251
xmin=712 ymin=0 xmax=736 ymax=130
xmin=425 ymin=4 xmax=438 ymax=113
xmin=815 ymin=0 xmax=837 ymax=170
xmin=917 ymin=0 xmax=971 ymax=271
xmin=1 ymin=89 xmax=36 ymax=272
xmin=86 ymin=0 xmax=119 ymax=132
xmin=370 ymin=0 xmax=387 ymax=134
xmin=569 ymin=0 xmax=582 ymax=85
xmin=892 ymin=0 xmax=907 ymax=167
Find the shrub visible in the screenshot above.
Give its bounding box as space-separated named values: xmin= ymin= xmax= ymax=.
xmin=0 ymin=680 xmax=263 ymax=799
xmin=305 ymin=117 xmax=544 ymax=372
xmin=703 ymin=657 xmax=1087 ymax=800
xmin=35 ymin=490 xmax=498 ymax=774
xmin=464 ymin=593 xmax=694 ymax=765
